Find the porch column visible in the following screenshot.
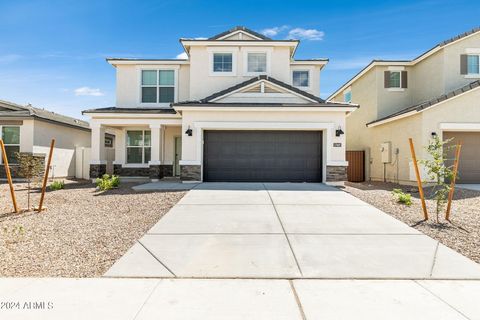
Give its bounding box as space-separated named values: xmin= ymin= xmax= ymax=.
xmin=148 ymin=124 xmax=161 ymax=180
xmin=90 ymin=123 xmax=106 ymax=179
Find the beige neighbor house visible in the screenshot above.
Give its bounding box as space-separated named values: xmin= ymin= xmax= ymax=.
xmin=0 ymin=99 xmax=91 ymax=179
xmin=83 ymin=26 xmax=358 ymax=184
xmin=329 ymin=27 xmax=480 ymax=184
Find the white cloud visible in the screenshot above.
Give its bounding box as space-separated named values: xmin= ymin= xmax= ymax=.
xmin=287 ymin=28 xmax=324 ymax=41
xmin=176 ymin=52 xmax=188 ymax=59
xmin=260 ymin=25 xmax=289 ymax=37
xmin=74 ymin=87 xmax=104 ymax=97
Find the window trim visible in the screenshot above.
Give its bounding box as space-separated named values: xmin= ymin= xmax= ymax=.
xmin=292 ymin=70 xmax=310 ymax=89
xmin=465 ymin=54 xmax=480 ymax=78
xmin=0 ymin=125 xmax=21 ymax=164
xmin=138 ymin=66 xmax=179 ymax=106
xmin=243 ymin=48 xmax=271 ymax=76
xmin=208 ymin=48 xmax=238 ymax=77
xmin=212 ymin=52 xmax=233 ymax=73
xmin=125 ymin=129 xmax=151 ymax=165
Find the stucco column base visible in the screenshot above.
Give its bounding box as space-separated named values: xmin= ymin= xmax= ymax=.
xmin=180 ymin=165 xmax=201 ymax=181
xmin=326 ymin=165 xmax=348 ymax=184
xmin=90 ymin=164 xmax=107 ymax=179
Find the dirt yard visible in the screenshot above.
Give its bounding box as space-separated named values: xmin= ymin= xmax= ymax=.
xmin=343 ymin=181 xmax=480 ymax=263
xmin=0 ymin=180 xmax=185 ymax=277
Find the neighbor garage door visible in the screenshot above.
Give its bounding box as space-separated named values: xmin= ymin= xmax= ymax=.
xmin=203 ymin=130 xmax=322 ymax=182
xmin=444 ymin=131 xmax=480 ymax=183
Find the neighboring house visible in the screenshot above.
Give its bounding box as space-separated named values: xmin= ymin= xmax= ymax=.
xmin=83 ymin=26 xmax=357 ymax=184
xmin=329 ymin=27 xmax=480 ymax=184
xmin=0 ymin=100 xmax=91 ymax=179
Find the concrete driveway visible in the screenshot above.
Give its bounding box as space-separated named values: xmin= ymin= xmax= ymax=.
xmin=106 ymin=183 xmax=480 ymax=279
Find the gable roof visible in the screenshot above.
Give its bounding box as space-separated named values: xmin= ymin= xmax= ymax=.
xmin=0 ymin=99 xmax=90 ymax=130
xmin=208 ymin=26 xmax=271 ymax=41
xmin=366 ymin=80 xmax=480 ymax=127
xmin=173 ymin=75 xmax=358 ymax=109
xmin=328 ymin=27 xmax=480 ymax=100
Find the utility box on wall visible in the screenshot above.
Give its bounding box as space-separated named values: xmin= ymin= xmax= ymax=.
xmin=381 ymin=142 xmax=392 ymax=163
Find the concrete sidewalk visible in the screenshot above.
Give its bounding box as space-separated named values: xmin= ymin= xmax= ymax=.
xmin=106 ymin=182 xmax=480 ymax=279
xmin=0 ymin=278 xmax=478 ymax=320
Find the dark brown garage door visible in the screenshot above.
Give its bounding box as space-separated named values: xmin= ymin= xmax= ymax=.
xmin=444 ymin=131 xmax=480 ymax=183
xmin=203 ymin=130 xmax=322 ymax=182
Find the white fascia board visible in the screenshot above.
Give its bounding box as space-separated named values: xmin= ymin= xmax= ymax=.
xmin=90 ymin=118 xmax=182 ymax=126
xmin=217 ymin=30 xmax=263 ymax=40
xmin=290 ymin=60 xmax=328 ymax=66
xmin=174 ymin=106 xmax=357 ymax=112
xmin=180 ymin=40 xmax=298 ymax=48
xmin=84 ymin=112 xmax=181 ymax=119
xmin=107 ymin=60 xmax=190 ymax=66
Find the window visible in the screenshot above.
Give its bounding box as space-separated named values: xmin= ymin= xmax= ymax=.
xmin=344 ymin=90 xmax=352 ymax=103
xmin=141 ymin=70 xmax=175 ymax=103
xmin=467 ymin=55 xmax=480 ymax=74
xmin=1 ymin=126 xmax=20 ymax=164
xmin=293 ymin=71 xmax=309 ymax=87
xmin=126 ymin=130 xmax=151 ymax=164
xmin=213 ymin=53 xmax=232 ymax=72
xmin=388 ymin=71 xmax=401 ymax=88
xmin=247 ymin=52 xmax=267 ymax=73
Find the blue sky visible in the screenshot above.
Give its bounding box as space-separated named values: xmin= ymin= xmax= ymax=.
xmin=0 ymin=0 xmax=479 ymax=119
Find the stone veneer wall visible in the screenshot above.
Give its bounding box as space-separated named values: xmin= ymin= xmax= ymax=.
xmin=90 ymin=164 xmax=106 ymax=179
xmin=326 ymin=165 xmax=347 ymax=182
xmin=110 ymin=164 xmax=175 ymax=180
xmin=180 ymin=165 xmax=201 ymax=181
xmin=0 ymin=153 xmax=46 ymax=179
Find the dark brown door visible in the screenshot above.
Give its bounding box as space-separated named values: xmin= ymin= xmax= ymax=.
xmin=444 ymin=132 xmax=480 ymax=183
xmin=203 ymin=130 xmax=322 ymax=182
xmin=346 ymin=151 xmax=365 ymax=182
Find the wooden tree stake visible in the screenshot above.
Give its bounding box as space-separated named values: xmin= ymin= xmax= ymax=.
xmin=446 ymin=142 xmax=462 ymax=221
xmin=37 ymin=139 xmax=55 ymax=212
xmin=409 ymin=138 xmax=428 ymax=220
xmin=0 ymin=139 xmax=19 ymax=213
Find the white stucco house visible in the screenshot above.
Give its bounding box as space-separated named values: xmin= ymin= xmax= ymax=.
xmin=83 ymin=26 xmax=358 ymax=184
xmin=0 ymin=99 xmax=91 ymax=179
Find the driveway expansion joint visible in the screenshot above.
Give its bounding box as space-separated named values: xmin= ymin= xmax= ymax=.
xmin=137 ymin=240 xmax=177 ymax=277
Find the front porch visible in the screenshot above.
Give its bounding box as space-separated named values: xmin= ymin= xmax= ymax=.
xmin=89 ymin=115 xmax=183 ymax=181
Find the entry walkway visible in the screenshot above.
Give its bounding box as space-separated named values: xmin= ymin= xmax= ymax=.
xmin=106 ymin=182 xmax=480 ymax=279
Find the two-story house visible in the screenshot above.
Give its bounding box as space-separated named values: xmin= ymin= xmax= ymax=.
xmin=83 ymin=26 xmax=357 ymax=184
xmin=329 ymin=27 xmax=480 ymax=184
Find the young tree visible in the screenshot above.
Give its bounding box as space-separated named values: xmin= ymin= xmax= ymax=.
xmin=15 ymin=153 xmax=44 ymax=211
xmin=420 ymin=136 xmax=455 ymax=223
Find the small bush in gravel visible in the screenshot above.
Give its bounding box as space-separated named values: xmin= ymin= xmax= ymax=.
xmin=49 ymin=180 xmax=65 ymax=191
xmin=392 ymin=189 xmax=412 ymax=206
xmin=96 ymin=174 xmax=120 ymax=191
xmin=2 ymin=225 xmax=25 ymax=246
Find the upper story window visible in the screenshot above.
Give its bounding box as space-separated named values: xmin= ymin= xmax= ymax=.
xmin=141 ymin=70 xmax=175 ymax=103
xmin=384 ymin=69 xmax=407 ymax=90
xmin=344 ymin=89 xmax=352 ymax=103
xmin=247 ymin=53 xmax=267 ymax=73
xmin=1 ymin=126 xmax=20 ymax=164
xmin=467 ymin=55 xmax=479 ymax=74
xmin=292 ymin=71 xmax=309 ymax=87
xmin=213 ymin=53 xmax=233 ymax=72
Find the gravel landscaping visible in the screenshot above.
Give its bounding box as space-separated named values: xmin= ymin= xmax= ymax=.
xmin=343 ymin=181 xmax=480 ymax=263
xmin=0 ymin=180 xmax=185 ymax=277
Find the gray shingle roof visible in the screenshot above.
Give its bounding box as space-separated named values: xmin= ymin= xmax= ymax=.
xmin=366 ymin=80 xmax=480 ymax=126
xmin=175 ymin=75 xmax=327 ymax=105
xmin=208 ymin=26 xmax=272 ymax=41
xmin=0 ymin=99 xmax=90 ymax=130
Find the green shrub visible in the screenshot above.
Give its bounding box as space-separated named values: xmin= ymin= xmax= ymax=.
xmin=49 ymin=180 xmax=65 ymax=191
xmin=392 ymin=188 xmax=412 ymax=206
xmin=96 ymin=174 xmax=120 ymax=191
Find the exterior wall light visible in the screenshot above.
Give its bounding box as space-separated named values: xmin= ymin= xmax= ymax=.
xmin=335 ymin=126 xmax=344 ymax=137
xmin=185 ymin=126 xmax=193 ymax=136
xmin=431 ymin=132 xmax=437 ymax=137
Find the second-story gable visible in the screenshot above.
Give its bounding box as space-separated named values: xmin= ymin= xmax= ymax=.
xmin=108 ymin=26 xmax=327 ymax=108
